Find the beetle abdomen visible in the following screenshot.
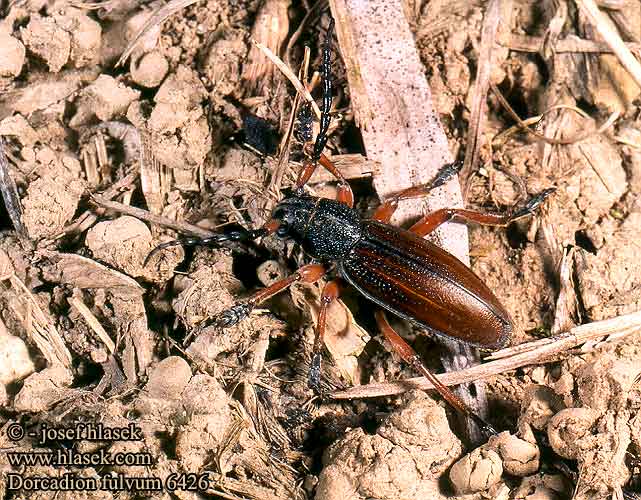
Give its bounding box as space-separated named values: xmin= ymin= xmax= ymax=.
xmin=339 ymin=220 xmax=513 ymax=349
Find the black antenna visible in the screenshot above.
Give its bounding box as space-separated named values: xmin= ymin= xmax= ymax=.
xmin=312 ymin=17 xmax=335 ymax=163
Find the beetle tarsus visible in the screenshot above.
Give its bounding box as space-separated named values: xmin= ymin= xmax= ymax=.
xmin=511 ymin=187 xmax=556 ymax=220
xmin=429 ymin=160 xmax=464 ymax=190
xmin=472 ymin=415 xmax=499 ymax=438
xmin=308 ymin=353 xmax=323 ymax=396
xmin=216 ymin=303 xmax=252 ymax=328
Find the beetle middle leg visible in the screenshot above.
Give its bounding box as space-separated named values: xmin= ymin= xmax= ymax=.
xmin=373 ymin=164 xmax=554 ymax=235
xmin=407 ymin=187 xmax=555 ymax=237
xmin=372 ymin=160 xmax=463 ymax=223
xmin=375 ymin=310 xmax=498 ymax=437
xmin=309 ymin=278 xmax=343 ymax=395
xmin=217 ymin=262 xmax=338 ymax=395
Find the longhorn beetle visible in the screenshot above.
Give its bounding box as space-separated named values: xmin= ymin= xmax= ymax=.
xmin=147 ymin=18 xmax=554 ymax=435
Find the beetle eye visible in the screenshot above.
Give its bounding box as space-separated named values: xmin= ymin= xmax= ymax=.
xmin=276 ymin=223 xmax=289 ymax=238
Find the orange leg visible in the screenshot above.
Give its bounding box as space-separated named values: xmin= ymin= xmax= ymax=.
xmin=295 ymin=154 xmax=354 ymax=208
xmin=309 ymin=279 xmax=342 ymax=394
xmin=372 ymin=161 xmax=463 ymax=223
xmin=216 ymin=263 xmax=327 ymax=327
xmin=408 ymin=188 xmax=555 ymax=237
xmin=375 ymin=311 xmax=497 ymax=436
xmin=373 ymin=177 xmax=554 ymax=237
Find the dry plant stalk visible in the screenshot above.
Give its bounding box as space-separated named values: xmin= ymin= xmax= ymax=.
xmin=551 ymin=246 xmax=578 ymax=335
xmin=56 ymin=170 xmax=139 ymax=238
xmin=0 ymin=250 xmax=73 ymax=370
xmin=576 ymin=0 xmax=641 ymax=89
xmin=331 ymin=309 xmax=641 ymax=399
xmin=68 ymin=294 xmax=116 ymax=353
xmin=459 ymin=0 xmax=501 ymax=197
xmin=490 ymin=83 xmax=621 ymax=145
xmin=251 ymin=40 xmax=321 ymax=118
xmin=90 ymin=194 xmax=216 ymax=239
xmin=269 ymin=45 xmax=311 ymax=199
xmin=139 ymin=132 xmax=168 ymax=216
xmin=506 ymin=33 xmax=641 ymax=54
xmin=116 ymin=0 xmax=199 ymax=67
xmin=90 ymin=156 xmax=375 ymax=235
xmin=328 ymin=0 xmax=489 ymax=441
xmin=242 ymin=0 xmax=290 ymax=91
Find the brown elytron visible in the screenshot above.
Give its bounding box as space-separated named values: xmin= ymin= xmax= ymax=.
xmin=341 ymin=220 xmax=513 ymax=349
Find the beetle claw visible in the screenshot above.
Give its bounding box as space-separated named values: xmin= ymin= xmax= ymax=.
xmin=429 ymin=160 xmax=464 ymax=190
xmin=475 ymin=417 xmax=499 ymax=439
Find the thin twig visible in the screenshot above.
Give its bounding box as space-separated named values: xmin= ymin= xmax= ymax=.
xmin=252 ymin=39 xmax=322 ymax=118
xmin=90 ymin=194 xmax=215 ymax=239
xmin=270 ymin=46 xmax=312 ymax=199
xmin=575 ymin=0 xmax=641 ymax=89
xmin=116 ymin=0 xmax=199 ymax=67
xmin=490 ymin=83 xmax=621 ymax=145
xmin=284 ymin=0 xmax=327 ymax=68
xmin=331 ymin=310 xmax=641 ymax=399
xmin=460 ymin=0 xmax=501 ymax=199
xmin=55 ymin=171 xmax=139 ymax=239
xmin=68 ymin=295 xmax=116 ymax=353
xmin=505 ymin=33 xmax=641 ymax=54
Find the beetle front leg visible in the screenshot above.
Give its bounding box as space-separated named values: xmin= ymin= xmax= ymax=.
xmin=374 ymin=310 xmax=498 ymax=438
xmin=295 ymin=155 xmax=354 ymax=208
xmin=309 ymin=278 xmax=343 ymax=395
xmin=216 ymin=263 xmax=327 ymax=327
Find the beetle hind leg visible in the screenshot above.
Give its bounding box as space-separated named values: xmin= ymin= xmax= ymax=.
xmin=375 ymin=310 xmax=498 ymax=438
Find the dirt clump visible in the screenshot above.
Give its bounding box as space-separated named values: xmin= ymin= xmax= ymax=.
xmin=317 ymin=392 xmax=462 ymax=500
xmin=21 ymin=148 xmax=85 ymax=238
xmin=85 ymin=215 xmax=154 ymax=279
xmin=70 ymin=75 xmax=140 ymax=127
xmin=0 ymin=31 xmax=26 ymax=78
xmin=20 ymin=16 xmax=71 ymax=73
xmin=130 ymin=50 xmax=168 ymax=88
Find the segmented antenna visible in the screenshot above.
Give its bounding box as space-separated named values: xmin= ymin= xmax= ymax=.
xmin=144 ymin=227 xmax=267 ymax=266
xmin=312 ymin=17 xmax=335 ymax=163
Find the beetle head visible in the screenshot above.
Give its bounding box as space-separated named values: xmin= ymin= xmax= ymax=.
xmin=272 ymin=194 xmax=361 ymax=261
